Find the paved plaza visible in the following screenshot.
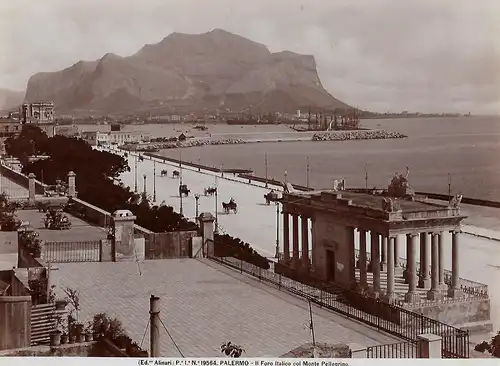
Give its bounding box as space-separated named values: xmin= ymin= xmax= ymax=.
xmin=50 ymin=259 xmax=400 ymax=357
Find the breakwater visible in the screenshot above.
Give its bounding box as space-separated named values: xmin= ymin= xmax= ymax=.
xmin=128 ymin=138 xmax=247 ymax=151
xmin=312 ymin=129 xmax=407 ymax=141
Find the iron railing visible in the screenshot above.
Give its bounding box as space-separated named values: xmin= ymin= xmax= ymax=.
xmin=42 ymin=240 xmax=101 ymax=262
xmin=367 ymin=341 xmax=417 ymax=358
xmin=354 ymin=249 xmax=488 ymax=298
xmin=209 ymin=245 xmax=470 ymax=358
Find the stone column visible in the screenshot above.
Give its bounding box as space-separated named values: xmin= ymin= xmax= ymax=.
xmin=427 ymin=232 xmax=442 ymax=300
xmin=301 ymin=216 xmax=309 ymax=270
xmin=368 ymin=233 xmax=376 ymax=273
xmin=448 ymin=231 xmax=464 ymax=298
xmin=67 ymin=171 xmax=76 ymax=197
xmin=405 ymin=233 xmax=420 ymax=303
xmin=199 ymin=212 xmax=215 ymax=257
xmin=381 ymin=236 xmax=388 ymax=271
xmin=28 ymin=173 xmax=36 ymax=201
xmin=283 ymin=212 xmax=290 ymax=262
xmin=371 ymin=231 xmax=381 ymax=295
xmin=394 ymin=235 xmax=400 ymax=267
xmin=418 ymin=232 xmax=431 ymax=288
xmin=383 ymin=236 xmax=397 ymax=303
xmin=346 ymin=226 xmax=356 ymax=286
xmin=438 ymin=231 xmax=445 ymax=289
xmin=359 ymin=229 xmax=368 ymax=289
xmin=292 ymin=214 xmax=300 ymax=268
xmin=417 ymin=334 xmax=443 ymax=359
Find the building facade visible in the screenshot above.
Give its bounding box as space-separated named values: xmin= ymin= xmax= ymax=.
xmin=80 ymin=131 xmax=150 ymax=146
xmin=278 ymin=174 xmax=491 ymax=332
xmin=21 ymin=102 xmax=54 ymax=124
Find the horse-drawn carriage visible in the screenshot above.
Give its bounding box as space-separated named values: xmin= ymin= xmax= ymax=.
xmin=43 ymin=180 xmax=68 ymax=197
xmin=179 ymin=184 xmax=190 ymax=197
xmin=172 ymin=170 xmax=180 ymax=178
xmin=264 ymin=190 xmax=280 ymax=205
xmin=138 ymin=155 xmax=144 ymax=162
xmin=160 ymin=169 xmax=168 ymax=177
xmin=222 ymin=198 xmax=238 ymax=214
xmin=44 ymin=208 xmax=72 ymax=230
xmin=204 ymin=186 xmax=217 ymax=196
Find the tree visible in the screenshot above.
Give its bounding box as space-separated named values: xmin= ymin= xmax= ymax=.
xmin=491 ymin=331 xmax=500 ymax=357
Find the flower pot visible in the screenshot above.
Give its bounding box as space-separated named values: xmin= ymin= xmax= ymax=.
xmin=55 ymin=299 xmax=67 ymax=310
xmin=49 ymin=331 xmax=62 ymax=346
xmin=61 ymin=334 xmax=68 ymax=344
xmin=84 ymin=332 xmax=93 ymax=342
xmin=76 ymin=332 xmax=85 ymax=343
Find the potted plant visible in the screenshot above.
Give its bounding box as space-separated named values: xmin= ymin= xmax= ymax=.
xmin=49 ymin=329 xmax=62 ymax=346
xmin=61 ymin=332 xmax=69 ymax=344
xmin=68 ymin=313 xmax=76 ymax=343
xmin=63 ymin=287 xmax=83 ymax=341
xmin=84 ymin=321 xmax=93 ymax=342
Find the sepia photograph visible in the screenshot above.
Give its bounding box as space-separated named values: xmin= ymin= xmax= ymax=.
xmin=0 ymin=0 xmax=499 ymax=361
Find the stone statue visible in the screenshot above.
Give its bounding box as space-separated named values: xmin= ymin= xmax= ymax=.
xmin=382 ymin=197 xmax=401 ymax=212
xmin=388 ymin=166 xmax=414 ymax=197
xmin=449 ymin=193 xmax=463 ymax=208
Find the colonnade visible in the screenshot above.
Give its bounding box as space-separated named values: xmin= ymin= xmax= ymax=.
xmin=282 ymin=211 xmax=463 ymax=303
xmin=282 ymin=212 xmax=312 ymax=270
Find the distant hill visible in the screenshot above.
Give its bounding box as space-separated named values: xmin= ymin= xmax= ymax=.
xmin=24 ymin=29 xmax=351 ymax=116
xmin=0 ymin=88 xmax=24 ymax=112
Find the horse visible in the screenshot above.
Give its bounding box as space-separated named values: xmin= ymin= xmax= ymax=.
xmin=264 ymin=190 xmax=279 ymax=205
xmin=179 ymin=184 xmax=190 ymax=197
xmin=160 ymin=169 xmax=168 ymax=177
xmin=204 ymin=187 xmax=217 ymax=196
xmin=138 ymin=155 xmax=144 ymax=162
xmin=222 ymin=199 xmax=238 ymax=214
xmin=172 ymin=170 xmax=180 ymax=178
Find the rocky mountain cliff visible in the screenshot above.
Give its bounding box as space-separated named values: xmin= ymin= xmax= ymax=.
xmin=24 ymin=29 xmax=350 ymax=115
xmin=0 ymin=89 xmax=25 ymax=112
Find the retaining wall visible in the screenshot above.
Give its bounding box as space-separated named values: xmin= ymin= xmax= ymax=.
xmin=0 ymin=164 xmax=46 ymax=195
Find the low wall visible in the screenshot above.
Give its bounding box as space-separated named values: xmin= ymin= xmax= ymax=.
xmin=0 ymin=342 xmax=96 ymax=357
xmin=0 ymin=296 xmax=32 ymax=351
xmin=69 ymin=198 xmax=112 ymax=228
xmin=413 ymin=298 xmax=492 ymax=333
xmin=17 ymin=244 xmax=45 ymax=269
xmin=144 ymin=230 xmax=197 ymax=259
xmin=0 ymin=164 xmax=47 ymax=194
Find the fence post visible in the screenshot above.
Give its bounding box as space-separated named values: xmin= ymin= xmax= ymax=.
xmin=417 ymin=333 xmax=442 ymax=358
xmin=347 ymin=343 xmax=367 ymax=358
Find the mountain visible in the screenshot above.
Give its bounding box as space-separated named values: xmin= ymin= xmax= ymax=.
xmin=24 ymin=29 xmax=351 ymax=116
xmin=0 ymin=89 xmax=25 ymax=112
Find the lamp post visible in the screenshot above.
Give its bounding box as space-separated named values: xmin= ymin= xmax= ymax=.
xmin=195 ymin=194 xmax=200 ymax=224
xmin=284 ymin=170 xmax=288 ymax=184
xmin=448 ymin=173 xmax=452 ymax=203
xmin=214 ymin=186 xmax=218 ymax=233
xmin=265 ymin=153 xmax=268 ymax=188
xmin=364 ymin=164 xmax=368 ymax=190
xmin=153 ymin=160 xmax=156 ymax=202
xmin=143 ymin=174 xmax=147 ymax=196
xmin=134 ymin=155 xmax=138 ymax=193
xmin=306 ymin=156 xmax=310 ymax=189
xmin=275 ymin=201 xmax=280 ymax=258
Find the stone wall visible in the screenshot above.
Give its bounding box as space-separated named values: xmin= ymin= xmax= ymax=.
xmin=0 ymin=342 xmax=95 ymax=357
xmin=0 ymin=164 xmax=46 ymax=194
xmin=414 ymin=298 xmax=492 ymax=333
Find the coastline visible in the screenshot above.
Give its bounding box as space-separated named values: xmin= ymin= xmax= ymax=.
xmin=125 ymin=129 xmax=407 ymax=151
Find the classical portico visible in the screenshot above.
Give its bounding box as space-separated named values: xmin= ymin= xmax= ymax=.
xmin=278 ymin=174 xmax=474 ymax=306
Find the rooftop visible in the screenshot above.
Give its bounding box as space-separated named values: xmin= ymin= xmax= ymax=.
xmin=50 ymin=259 xmax=398 ymax=357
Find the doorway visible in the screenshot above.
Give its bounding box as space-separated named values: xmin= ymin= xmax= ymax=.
xmin=326 ymin=249 xmax=336 ymax=282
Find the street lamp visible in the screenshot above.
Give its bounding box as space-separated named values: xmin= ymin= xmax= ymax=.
xmin=306 ymin=156 xmax=310 ymax=189
xmin=143 ymin=174 xmax=147 ymax=196
xmin=265 ymin=153 xmax=268 ymax=188
xmin=214 ymin=187 xmax=218 ymax=233
xmin=275 ymin=201 xmax=280 ymax=258
xmin=194 ymin=193 xmax=200 ymax=224
xmin=134 ymin=155 xmax=138 ymax=193
xmin=153 ymin=160 xmax=156 ymax=202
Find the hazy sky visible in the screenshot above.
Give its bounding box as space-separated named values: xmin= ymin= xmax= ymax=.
xmin=1 ymin=0 xmax=499 ymax=113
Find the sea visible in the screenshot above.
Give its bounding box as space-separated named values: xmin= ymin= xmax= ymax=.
xmin=81 ymin=116 xmax=500 ymax=201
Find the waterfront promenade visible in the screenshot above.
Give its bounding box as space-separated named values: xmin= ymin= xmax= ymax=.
xmin=97 ymin=146 xmax=500 ymax=331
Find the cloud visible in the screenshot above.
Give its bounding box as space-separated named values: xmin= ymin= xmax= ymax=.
xmin=1 ymin=0 xmax=499 ymax=113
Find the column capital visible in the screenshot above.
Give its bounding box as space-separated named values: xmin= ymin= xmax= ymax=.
xmin=406 ymin=233 xmax=419 ymax=238
xmin=451 ymin=229 xmax=462 ymax=235
xmin=430 ymin=232 xmax=441 ymax=237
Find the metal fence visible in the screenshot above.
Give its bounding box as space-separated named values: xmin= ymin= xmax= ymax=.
xmin=367 ymin=341 xmax=417 ymax=358
xmin=208 ymin=251 xmax=470 ymax=358
xmin=42 ymin=240 xmax=101 ymax=262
